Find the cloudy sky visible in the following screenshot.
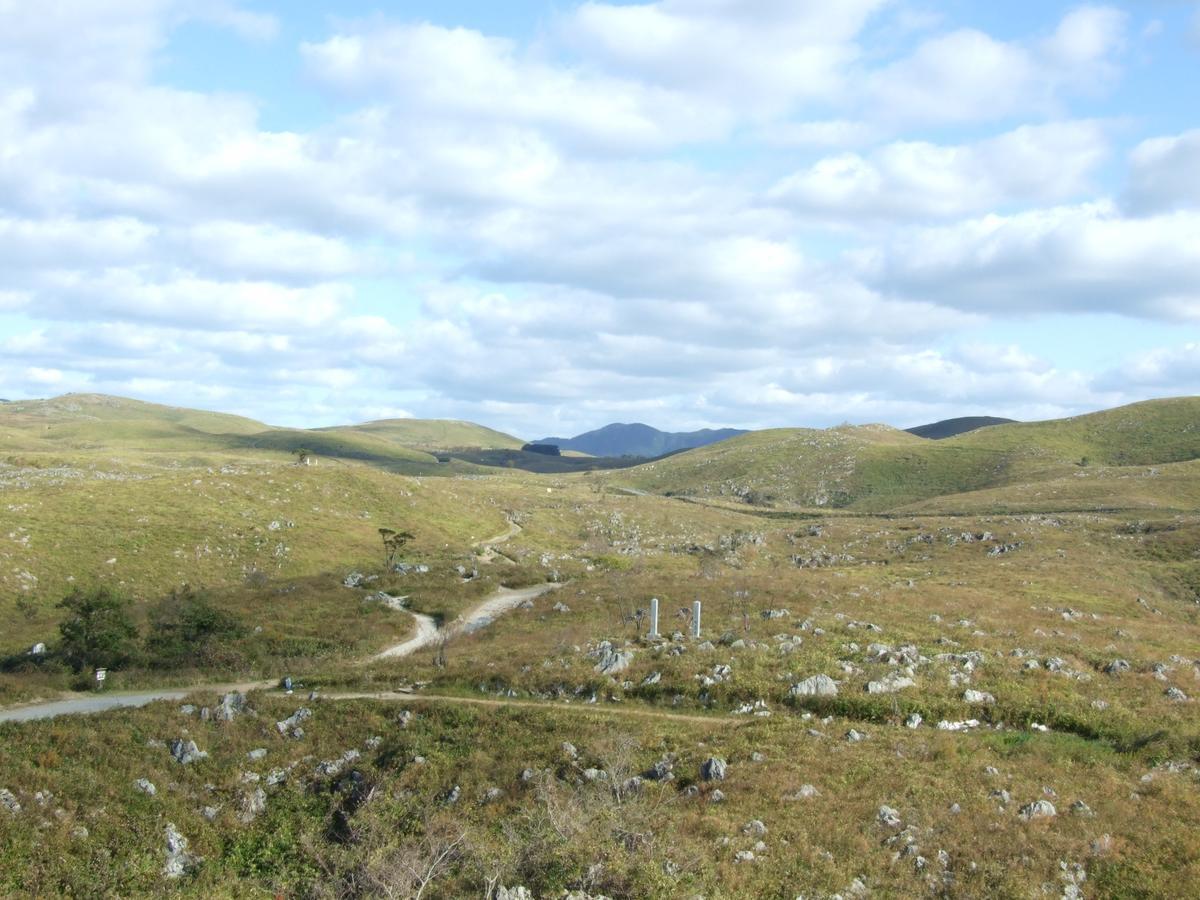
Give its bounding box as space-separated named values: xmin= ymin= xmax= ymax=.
xmin=1 ymin=0 xmax=1198 ymax=437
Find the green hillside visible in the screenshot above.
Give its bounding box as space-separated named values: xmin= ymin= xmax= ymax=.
xmin=0 ymin=395 xmax=499 ymax=475
xmin=324 ymin=418 xmax=525 ymax=451
xmin=0 ymin=394 xmax=269 ymax=454
xmin=618 ymin=397 xmax=1200 ymax=512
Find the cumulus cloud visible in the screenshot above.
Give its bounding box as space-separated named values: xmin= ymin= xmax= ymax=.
xmin=859 ymin=202 xmax=1200 ymax=322
xmin=1124 ymin=129 xmax=1200 ymax=214
xmin=0 ymin=1 xmax=1193 ymax=435
xmin=867 ymin=6 xmax=1127 ymax=125
xmin=769 ymin=122 xmax=1109 ymax=221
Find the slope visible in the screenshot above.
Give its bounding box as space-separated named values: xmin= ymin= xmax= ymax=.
xmin=617 ymin=397 xmax=1200 ymax=512
xmin=540 ymin=422 xmax=748 ymax=458
xmin=906 ymin=416 xmax=1017 ymax=439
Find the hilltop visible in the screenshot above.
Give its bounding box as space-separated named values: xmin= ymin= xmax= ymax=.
xmin=320 ymin=418 xmax=525 ymax=452
xmin=1 ymin=392 xmax=1200 ymax=897
xmin=540 ymin=422 xmax=748 ymax=458
xmin=906 ymin=415 xmax=1017 ymax=439
xmin=616 ymin=397 xmax=1200 ymax=512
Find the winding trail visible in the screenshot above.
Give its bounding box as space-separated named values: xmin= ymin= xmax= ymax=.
xmin=472 ymin=517 xmax=522 ymax=563
xmin=0 ymin=581 xmax=559 ymax=723
xmin=372 ymin=582 xmax=558 ymax=660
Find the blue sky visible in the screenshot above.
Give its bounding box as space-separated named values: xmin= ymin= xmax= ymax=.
xmin=1 ymin=0 xmax=1198 ymax=436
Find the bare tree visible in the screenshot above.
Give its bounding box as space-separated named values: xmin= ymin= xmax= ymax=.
xmin=362 ymin=818 xmax=468 ymax=900
xmin=379 ymin=528 xmax=415 ymax=570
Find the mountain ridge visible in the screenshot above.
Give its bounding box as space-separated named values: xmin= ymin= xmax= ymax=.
xmin=539 ymin=422 xmax=748 ymax=458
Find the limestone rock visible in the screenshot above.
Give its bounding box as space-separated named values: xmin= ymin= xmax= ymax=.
xmin=790 ymin=674 xmax=839 ymax=697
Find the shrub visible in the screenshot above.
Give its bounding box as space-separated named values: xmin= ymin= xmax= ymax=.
xmin=143 ymin=585 xmax=246 ymax=669
xmin=56 ymin=585 xmax=139 ymax=674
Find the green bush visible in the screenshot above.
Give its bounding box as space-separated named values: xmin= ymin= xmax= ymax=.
xmin=143 ymin=585 xmax=246 ymax=669
xmin=56 ymin=585 xmax=139 ymax=674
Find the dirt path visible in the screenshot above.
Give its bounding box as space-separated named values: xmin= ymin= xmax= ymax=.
xmin=372 ymin=582 xmax=558 ymax=661
xmin=1 ymin=582 xmax=560 ymax=722
xmin=472 ymin=518 xmax=522 ymax=563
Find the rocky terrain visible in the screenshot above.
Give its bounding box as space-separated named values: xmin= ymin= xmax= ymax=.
xmin=0 ymin=396 xmax=1198 ymax=897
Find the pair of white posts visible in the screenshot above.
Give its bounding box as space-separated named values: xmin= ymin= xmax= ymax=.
xmin=646 ymin=597 xmax=701 ymax=640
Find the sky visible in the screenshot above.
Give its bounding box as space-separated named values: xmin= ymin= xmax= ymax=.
xmin=1 ymin=0 xmax=1199 ymax=438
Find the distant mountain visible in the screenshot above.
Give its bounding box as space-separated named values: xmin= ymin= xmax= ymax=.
xmin=906 ymin=416 xmax=1017 ymax=440
xmin=540 ymin=423 xmax=748 ymax=458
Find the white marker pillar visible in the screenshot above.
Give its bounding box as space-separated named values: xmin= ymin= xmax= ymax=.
xmin=692 ymin=600 xmax=702 ymax=639
xmin=648 ymin=597 xmax=660 ymax=639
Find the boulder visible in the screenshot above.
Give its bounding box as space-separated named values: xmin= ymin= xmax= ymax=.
xmin=0 ymin=789 xmax=20 ymax=815
xmin=1019 ymin=800 xmax=1057 ymax=821
xmin=790 ymin=674 xmax=839 ymax=697
xmin=163 ymin=823 xmax=198 ymax=879
xmin=700 ymin=757 xmax=727 ymax=781
xmin=134 ymin=778 xmax=157 ymax=796
xmin=170 ymin=739 xmax=207 ymax=765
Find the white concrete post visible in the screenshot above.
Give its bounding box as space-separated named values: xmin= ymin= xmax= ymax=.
xmin=692 ymin=600 xmax=702 ymax=639
xmin=649 ymin=597 xmax=660 ymax=638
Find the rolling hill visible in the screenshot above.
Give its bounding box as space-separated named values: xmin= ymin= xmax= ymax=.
xmin=321 ymin=418 xmax=525 ymax=452
xmin=539 ymin=422 xmax=747 ymax=458
xmin=616 ymin=397 xmax=1200 ymax=512
xmin=905 ymin=415 xmax=1017 ymax=439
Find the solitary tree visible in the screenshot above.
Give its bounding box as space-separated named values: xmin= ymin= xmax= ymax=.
xmin=293 ymin=447 xmax=312 ymax=465
xmin=57 ymin=585 xmax=139 ymax=674
xmin=379 ymin=528 xmax=415 ymax=570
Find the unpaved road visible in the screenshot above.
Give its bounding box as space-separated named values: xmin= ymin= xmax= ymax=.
xmin=372 ymin=582 xmax=558 ymax=660
xmin=0 ymin=680 xmax=271 ymax=724
xmin=1 ymin=582 xmax=559 ymax=723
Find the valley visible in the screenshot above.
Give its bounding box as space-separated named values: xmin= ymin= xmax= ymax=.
xmin=0 ymin=394 xmax=1198 ymax=898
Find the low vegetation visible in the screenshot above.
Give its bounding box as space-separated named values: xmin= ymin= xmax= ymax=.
xmin=1 ymin=394 xmax=1198 ymax=897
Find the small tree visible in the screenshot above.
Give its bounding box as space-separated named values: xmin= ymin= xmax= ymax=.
xmin=293 ymin=447 xmax=312 ymax=465
xmin=143 ymin=585 xmax=245 ymax=669
xmin=57 ymin=586 xmax=139 ymax=674
xmin=379 ymin=528 xmax=415 ymax=570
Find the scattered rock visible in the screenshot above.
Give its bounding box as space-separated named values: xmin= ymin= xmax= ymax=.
xmin=134 ymin=779 xmax=157 ymax=796
xmin=163 ymin=823 xmax=198 ymax=879
xmin=592 ymin=642 xmax=634 ymax=675
xmin=1165 ymin=687 xmax=1189 ymax=702
xmin=238 ymin=789 xmax=267 ymax=824
xmin=216 ymin=692 xmax=248 ymax=723
xmin=963 ymin=690 xmax=995 ymax=705
xmin=700 ymin=757 xmax=727 ymax=781
xmin=247 ymin=748 xmax=267 ymax=761
xmin=1103 ymin=659 xmax=1131 ymax=675
xmin=709 ymin=789 xmax=726 ymax=803
xmin=846 ymin=729 xmax=869 ymax=742
xmin=790 ymin=674 xmax=839 ymax=697
xmin=1019 ymin=800 xmax=1057 ymax=821
xmin=0 ymin=789 xmax=21 ymax=815
xmin=742 ymin=819 xmax=768 ymax=836
xmin=866 ymin=673 xmax=916 ymax=694
xmin=275 ymin=707 xmax=312 ymax=738
xmin=786 ymin=784 xmax=820 ymax=800
xmin=170 ymin=739 xmax=208 ymax=765
xmin=905 ymin=713 xmax=923 ymax=728
xmin=878 ymin=805 xmax=902 ymax=828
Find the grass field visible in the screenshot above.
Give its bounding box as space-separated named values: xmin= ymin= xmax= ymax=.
xmin=1 ymin=394 xmax=1198 ymax=897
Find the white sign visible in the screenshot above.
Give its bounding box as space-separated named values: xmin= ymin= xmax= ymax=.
xmin=94 ymin=668 xmax=107 ymax=682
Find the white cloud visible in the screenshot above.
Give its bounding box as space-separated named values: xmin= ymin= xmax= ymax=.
xmin=564 ymin=0 xmax=887 ymax=116
xmin=1124 ymin=129 xmax=1200 ymax=214
xmin=861 ymin=202 xmax=1200 ymax=321
xmin=867 ymin=6 xmax=1127 ymax=125
xmin=302 ymin=23 xmax=728 ymax=151
xmin=769 ymin=122 xmax=1109 ymax=220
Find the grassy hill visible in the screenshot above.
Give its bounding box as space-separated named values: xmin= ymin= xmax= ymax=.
xmin=906 ymin=415 xmax=1016 ymax=439
xmin=617 ymin=397 xmax=1200 ymax=512
xmin=322 ymin=418 xmax=525 ymax=452
xmin=0 ymin=395 xmax=507 ymax=475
